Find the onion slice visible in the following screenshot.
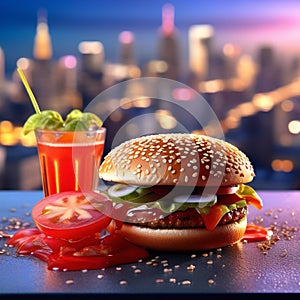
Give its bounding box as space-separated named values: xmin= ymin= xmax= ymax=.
xmin=107 ymin=184 xmax=139 ymax=198
xmin=174 ymin=194 xmax=217 ymax=208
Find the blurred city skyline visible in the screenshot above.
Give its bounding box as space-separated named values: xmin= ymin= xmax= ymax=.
xmin=1 ymin=0 xmax=300 ymax=77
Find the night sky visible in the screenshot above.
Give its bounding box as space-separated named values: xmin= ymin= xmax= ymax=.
xmin=1 ymin=0 xmax=300 ymax=77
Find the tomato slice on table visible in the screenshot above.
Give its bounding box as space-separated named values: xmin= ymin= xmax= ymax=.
xmin=32 ymin=191 xmax=112 ymax=240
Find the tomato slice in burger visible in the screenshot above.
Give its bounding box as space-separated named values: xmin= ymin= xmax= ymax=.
xmin=32 ymin=191 xmax=112 ymax=240
xmin=216 ymin=185 xmax=239 ymax=195
xmin=200 ymin=204 xmax=230 ymax=231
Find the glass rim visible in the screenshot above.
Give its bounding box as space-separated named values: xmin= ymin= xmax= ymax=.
xmin=34 ymin=127 xmax=106 ymax=134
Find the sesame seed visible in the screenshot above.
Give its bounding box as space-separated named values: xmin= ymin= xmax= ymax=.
xmin=155 ymin=279 xmax=164 ymax=283
xmin=280 ymin=249 xmax=288 ymax=257
xmin=0 ymin=249 xmax=7 ymax=255
xmin=52 ymin=267 xmax=59 ymax=271
xmin=181 ymin=280 xmax=192 ymax=286
xmin=187 ymin=264 xmax=196 ymax=271
xmin=164 ymin=268 xmax=173 ymax=273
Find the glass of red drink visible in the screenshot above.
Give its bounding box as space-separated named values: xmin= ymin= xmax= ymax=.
xmin=35 ymin=128 xmax=106 ymax=197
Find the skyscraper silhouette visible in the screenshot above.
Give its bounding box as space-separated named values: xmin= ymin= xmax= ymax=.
xmin=77 ymin=41 xmax=105 ymax=108
xmin=157 ymin=3 xmax=180 ymax=80
xmin=188 ymin=24 xmax=215 ymax=86
xmin=119 ymin=31 xmax=136 ymax=66
xmin=0 ymin=47 xmax=5 ymax=85
xmin=31 ymin=10 xmax=57 ymax=111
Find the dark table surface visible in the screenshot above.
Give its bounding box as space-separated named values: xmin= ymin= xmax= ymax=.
xmin=0 ymin=190 xmax=299 ymax=298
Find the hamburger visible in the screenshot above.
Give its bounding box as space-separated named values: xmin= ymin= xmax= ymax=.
xmin=99 ymin=133 xmax=263 ymax=251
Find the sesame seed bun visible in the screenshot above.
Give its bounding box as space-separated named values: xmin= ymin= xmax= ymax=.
xmin=108 ymin=216 xmax=247 ymax=251
xmin=99 ymin=133 xmax=255 ymax=187
xmin=100 ymin=134 xmax=255 ymax=252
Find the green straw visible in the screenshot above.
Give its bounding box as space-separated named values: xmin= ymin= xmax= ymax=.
xmin=17 ymin=67 xmax=41 ymax=114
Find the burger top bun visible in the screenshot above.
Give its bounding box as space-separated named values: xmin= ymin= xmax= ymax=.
xmin=99 ymin=133 xmax=255 ymax=187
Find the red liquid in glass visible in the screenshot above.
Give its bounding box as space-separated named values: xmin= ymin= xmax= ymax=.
xmin=37 ymin=139 xmax=104 ymax=196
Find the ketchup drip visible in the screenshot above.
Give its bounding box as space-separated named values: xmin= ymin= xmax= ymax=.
xmin=242 ymin=223 xmax=270 ymax=242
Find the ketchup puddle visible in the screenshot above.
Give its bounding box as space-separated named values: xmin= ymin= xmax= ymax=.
xmin=6 ymin=227 xmax=149 ymax=271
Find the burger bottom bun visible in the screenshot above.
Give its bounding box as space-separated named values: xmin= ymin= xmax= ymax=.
xmin=108 ymin=216 xmax=247 ymax=251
